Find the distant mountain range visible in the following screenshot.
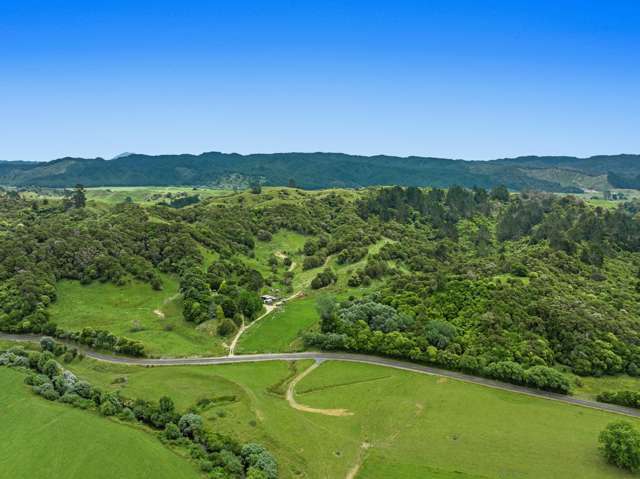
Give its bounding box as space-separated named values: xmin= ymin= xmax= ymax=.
xmin=0 ymin=152 xmax=639 ymax=192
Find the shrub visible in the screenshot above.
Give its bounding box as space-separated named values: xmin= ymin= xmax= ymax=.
xmin=72 ymin=380 xmax=93 ymax=398
xmin=310 ymin=269 xmax=337 ymax=289
xmin=597 ymin=390 xmax=640 ymax=409
xmin=484 ymin=361 xmax=525 ymax=384
xmin=40 ymin=336 xmax=55 ymax=352
xmin=217 ymin=318 xmax=237 ymax=337
xmin=256 ymin=230 xmax=272 ymax=242
xmin=33 ymin=382 xmax=60 ymax=401
xmin=36 ymin=351 xmax=54 ymax=373
xmin=99 ymin=400 xmax=119 ymax=416
xmin=164 ymin=422 xmax=181 ymax=440
xmin=118 ymin=407 xmax=136 ymax=422
xmin=303 ymin=255 xmax=325 ymax=270
xmin=42 ymin=359 xmax=62 ymax=378
xmin=60 ymin=392 xmax=81 ymax=405
xmin=523 ymin=365 xmax=571 ymax=394
xmin=178 ymin=413 xmax=204 ymax=438
xmin=599 ymin=421 xmax=640 ymax=472
xmin=24 ymin=373 xmax=49 ymax=387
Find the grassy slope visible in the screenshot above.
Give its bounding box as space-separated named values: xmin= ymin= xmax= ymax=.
xmin=61 ymin=357 xmax=639 ymax=479
xmin=0 ymin=368 xmax=200 ymax=479
xmin=85 ymin=186 xmax=230 ymax=205
xmin=238 ymin=239 xmax=391 ymax=354
xmin=237 ymin=296 xmax=318 ymax=353
xmin=48 ymin=275 xmax=225 ymax=357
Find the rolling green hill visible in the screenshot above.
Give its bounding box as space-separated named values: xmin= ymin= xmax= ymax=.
xmin=1 ymin=152 xmax=639 ymax=192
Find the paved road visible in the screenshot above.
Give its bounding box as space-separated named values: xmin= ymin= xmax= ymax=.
xmin=2 ymin=332 xmax=640 ymax=418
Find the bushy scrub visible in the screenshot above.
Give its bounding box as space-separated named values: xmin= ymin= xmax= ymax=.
xmin=599 ymin=421 xmax=640 ymax=472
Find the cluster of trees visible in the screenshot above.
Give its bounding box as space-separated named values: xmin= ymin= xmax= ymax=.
xmin=163 ymin=194 xmax=200 ymax=208
xmin=343 ymin=187 xmax=640 ymax=380
xmin=0 ymin=338 xmax=278 ymax=479
xmin=4 ymin=183 xmax=640 ymax=382
xmin=305 ymin=297 xmax=571 ymax=394
xmin=64 ymin=327 xmax=145 ymax=356
xmin=597 ymin=390 xmax=640 ymax=410
xmin=356 ymin=185 xmax=508 ymax=238
xmin=310 ymin=269 xmax=337 ymax=290
xmin=348 ymin=259 xmax=392 ymax=287
xmin=0 ymin=197 xmax=204 ymax=335
xmin=179 ymin=258 xmax=264 ymax=336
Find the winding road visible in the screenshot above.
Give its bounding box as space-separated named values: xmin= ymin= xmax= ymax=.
xmin=2 ymin=332 xmax=640 ymax=419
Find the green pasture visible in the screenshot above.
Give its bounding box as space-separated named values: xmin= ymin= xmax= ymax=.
xmin=55 ymin=355 xmax=640 ymax=479
xmin=237 ymin=296 xmax=318 ymax=353
xmin=84 ymin=186 xmax=230 ymax=205
xmin=0 ymin=368 xmax=199 ymax=479
xmin=48 ymin=276 xmax=225 ymax=357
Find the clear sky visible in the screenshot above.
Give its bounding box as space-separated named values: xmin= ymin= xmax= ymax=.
xmin=1 ymin=0 xmax=639 ymax=162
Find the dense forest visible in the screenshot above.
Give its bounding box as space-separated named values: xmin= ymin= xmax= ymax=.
xmin=1 ymin=184 xmax=640 ymax=394
xmin=1 ymin=152 xmax=640 ymax=192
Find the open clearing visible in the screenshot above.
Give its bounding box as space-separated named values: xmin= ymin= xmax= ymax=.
xmin=48 ymin=277 xmax=226 ymax=357
xmin=0 ymin=368 xmax=199 ymax=479
xmin=50 ymin=356 xmax=640 ymax=479
xmin=237 ymin=295 xmax=318 ymax=353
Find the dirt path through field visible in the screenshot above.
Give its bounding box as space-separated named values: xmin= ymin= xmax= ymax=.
xmin=345 ymin=442 xmax=371 ymax=479
xmin=227 ymin=290 xmax=304 ymax=356
xmin=153 ymin=292 xmax=181 ymax=319
xmin=227 ymin=305 xmax=275 ymax=356
xmin=286 ymin=361 xmax=353 ymax=416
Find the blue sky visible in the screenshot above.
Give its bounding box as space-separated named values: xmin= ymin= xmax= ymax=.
xmin=1 ymin=1 xmax=639 ymax=161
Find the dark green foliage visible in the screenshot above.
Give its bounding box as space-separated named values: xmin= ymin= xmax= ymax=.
xmin=599 ymin=421 xmax=640 ymax=472
xmin=302 ymin=255 xmax=325 ymax=270
xmin=164 ymin=422 xmax=181 ymax=440
xmin=163 ymin=194 xmax=200 ymax=208
xmin=310 ymin=269 xmax=337 ymax=289
xmin=217 ymin=318 xmax=237 ymax=337
xmin=180 ymin=267 xmax=212 ymax=324
xmin=6 ymin=152 xmax=639 ymax=191
xmin=522 ymin=366 xmax=571 ymax=394
xmin=178 ymin=413 xmax=204 ymax=439
xmin=598 ymin=391 xmax=640 ymax=410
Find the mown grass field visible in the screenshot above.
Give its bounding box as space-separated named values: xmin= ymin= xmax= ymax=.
xmin=48 ymin=276 xmax=225 ymax=357
xmin=55 ymin=355 xmax=640 ymax=479
xmin=0 ymin=367 xmax=200 ymax=479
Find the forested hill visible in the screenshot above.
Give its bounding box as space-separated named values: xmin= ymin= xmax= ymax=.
xmin=0 ymin=152 xmax=639 ymax=191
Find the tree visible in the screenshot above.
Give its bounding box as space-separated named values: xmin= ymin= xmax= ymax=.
xmin=250 ymin=182 xmax=262 ymax=194
xmin=316 ymin=295 xmax=337 ymax=333
xmin=287 ymin=178 xmax=297 ymax=188
xmin=490 ymin=185 xmax=510 ymax=202
xmin=599 ymin=421 xmax=640 ymax=472
xmin=217 ymin=318 xmax=237 ymax=337
xmin=178 ymin=413 xmax=204 ymax=438
xmin=73 ymin=184 xmax=87 ymax=208
xmin=164 ymin=422 xmax=181 ymax=440
xmin=40 ymin=336 xmax=55 ymax=352
xmin=42 ymin=359 xmax=61 ymax=378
